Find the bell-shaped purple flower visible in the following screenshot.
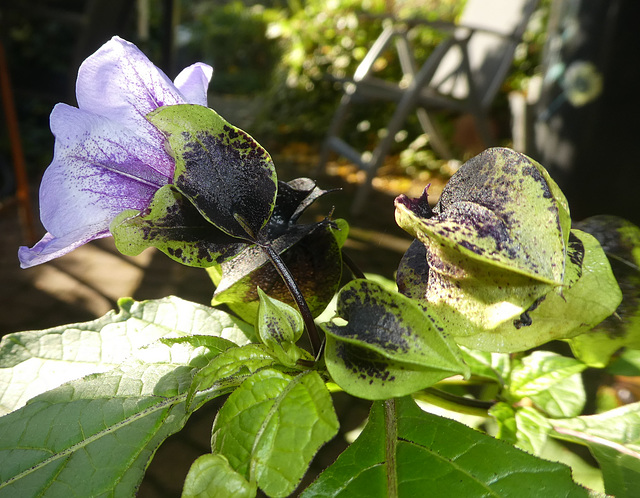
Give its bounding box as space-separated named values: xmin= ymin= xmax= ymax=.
xmin=18 ymin=36 xmax=213 ymax=268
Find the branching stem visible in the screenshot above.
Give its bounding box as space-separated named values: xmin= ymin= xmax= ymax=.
xmin=341 ymin=250 xmax=366 ymax=280
xmin=384 ymin=398 xmax=398 ymax=498
xmin=262 ymin=243 xmax=321 ymax=357
xmin=417 ymin=388 xmax=495 ymax=417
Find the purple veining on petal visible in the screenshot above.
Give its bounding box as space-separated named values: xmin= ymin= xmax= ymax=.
xmin=92 ymin=136 xmax=170 ymax=187
xmin=75 ymin=37 xmax=185 ymax=146
xmin=19 ymin=36 xmax=213 ymax=269
xmin=51 ymin=103 xmax=174 ymax=183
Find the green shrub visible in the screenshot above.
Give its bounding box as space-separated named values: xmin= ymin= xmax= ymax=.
xmin=257 ymin=0 xmax=462 ymax=145
xmin=178 ymin=1 xmax=282 ymax=94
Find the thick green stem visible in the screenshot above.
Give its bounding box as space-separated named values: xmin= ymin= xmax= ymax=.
xmin=262 ymin=244 xmax=322 ymax=357
xmin=384 ymin=398 xmax=398 ymax=498
xmin=416 ymin=388 xmax=495 ymax=417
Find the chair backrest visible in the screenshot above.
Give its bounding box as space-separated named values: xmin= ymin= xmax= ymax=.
xmin=430 ymin=0 xmax=539 ymax=107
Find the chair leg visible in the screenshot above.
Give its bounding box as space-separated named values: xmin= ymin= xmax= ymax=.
xmin=415 ymin=107 xmax=452 ymax=160
xmin=316 ymin=91 xmax=356 ymax=175
xmin=395 ymin=32 xmax=453 ymax=160
xmin=317 ymin=25 xmax=398 ymax=177
xmin=351 ymin=41 xmax=454 ymax=214
xmin=457 ymin=40 xmax=494 ymax=149
xmin=351 ymin=83 xmax=424 ymax=214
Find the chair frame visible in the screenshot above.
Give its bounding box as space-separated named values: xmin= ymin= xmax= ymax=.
xmin=319 ymin=0 xmax=540 ymax=213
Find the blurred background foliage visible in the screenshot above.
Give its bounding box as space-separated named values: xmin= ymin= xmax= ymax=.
xmin=1 ymin=0 xmax=549 ymax=183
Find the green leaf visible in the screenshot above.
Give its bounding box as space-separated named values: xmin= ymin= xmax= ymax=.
xmin=0 ymin=339 xmax=240 ymax=497
xmin=0 ymin=296 xmax=252 ymax=415
xmin=182 ymin=454 xmax=257 ymax=498
xmin=148 ymin=104 xmax=277 ymax=239
xmin=456 ymin=230 xmax=622 ymax=352
xmin=303 ymin=397 xmax=587 ymax=497
xmin=551 ymin=402 xmax=640 ymax=497
xmin=608 ymin=349 xmax=640 ymax=376
xmin=490 ymin=404 xmax=552 ymax=456
xmin=514 ymin=406 xmax=552 ymax=455
xmin=110 ymin=185 xmax=245 ymax=267
xmin=211 ymin=368 xmax=339 ymax=497
xmin=459 ymin=347 xmax=511 ymax=384
xmin=569 ymin=216 xmax=640 ymax=367
xmin=529 ymin=371 xmax=586 ymax=419
xmin=508 ymin=351 xmax=587 ymax=404
xmin=489 ymin=402 xmax=518 ymax=444
xmin=323 ymin=280 xmax=469 ymax=400
xmin=188 ymin=344 xmax=277 ymax=407
xmin=256 ymin=289 xmax=311 ymax=366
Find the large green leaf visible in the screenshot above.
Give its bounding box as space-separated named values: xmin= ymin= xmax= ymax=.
xmin=568 ymin=216 xmax=640 ymax=367
xmin=0 ymin=296 xmax=252 ymax=415
xmin=210 ymin=368 xmax=339 ymax=497
xmin=147 ymin=104 xmax=278 ymax=240
xmin=551 ymin=402 xmax=640 ymax=497
xmin=323 ymin=280 xmax=468 ymax=400
xmin=0 ymin=338 xmax=242 ymax=497
xmin=303 ymin=397 xmax=587 ymax=497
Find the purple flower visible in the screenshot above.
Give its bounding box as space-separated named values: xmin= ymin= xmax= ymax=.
xmin=18 ymin=36 xmax=212 ymax=268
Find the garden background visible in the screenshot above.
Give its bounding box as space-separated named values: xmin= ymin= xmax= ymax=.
xmin=1 ymin=1 xmax=639 ymax=496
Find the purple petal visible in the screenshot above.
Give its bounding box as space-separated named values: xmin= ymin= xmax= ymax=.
xmin=75 ymin=36 xmax=186 ymax=146
xmin=38 ymin=103 xmax=172 ymax=243
xmin=19 ymin=229 xmax=111 ymax=269
xmin=174 ymin=63 xmax=213 ymax=106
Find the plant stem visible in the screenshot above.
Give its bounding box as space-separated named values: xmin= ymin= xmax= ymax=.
xmin=384 ymin=398 xmax=398 ymax=498
xmin=262 ymin=243 xmax=321 ymax=357
xmin=416 ymin=388 xmax=495 ymax=417
xmin=341 ymin=250 xmax=366 ymax=280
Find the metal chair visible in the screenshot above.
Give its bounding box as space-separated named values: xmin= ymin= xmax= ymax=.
xmin=318 ymin=0 xmax=540 ymax=213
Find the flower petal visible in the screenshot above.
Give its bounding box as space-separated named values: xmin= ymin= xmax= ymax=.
xmin=18 ymin=229 xmax=110 ymax=269
xmin=75 ymin=36 xmax=185 ymax=146
xmin=39 ymin=103 xmax=171 ymax=241
xmin=174 ymin=63 xmax=213 ymax=107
